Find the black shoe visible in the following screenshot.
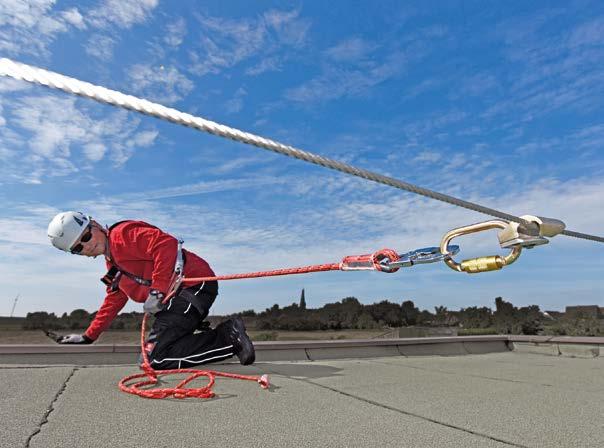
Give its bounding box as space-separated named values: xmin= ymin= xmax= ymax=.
xmin=223 ymin=317 xmax=255 ymax=365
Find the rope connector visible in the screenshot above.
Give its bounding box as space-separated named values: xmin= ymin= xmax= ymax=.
xmin=387 ymin=245 xmax=460 ymax=269
xmin=499 ymin=215 xmax=566 ymax=249
xmin=340 ymin=249 xmax=400 ymax=272
xmin=440 ymin=220 xmax=523 ymax=274
xmin=339 ymin=246 xmax=459 ymax=273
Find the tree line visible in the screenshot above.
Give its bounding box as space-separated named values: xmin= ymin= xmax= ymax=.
xmin=21 ymin=296 xmax=603 ymax=336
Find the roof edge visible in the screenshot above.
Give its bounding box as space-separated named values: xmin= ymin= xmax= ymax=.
xmin=1 ymin=335 xmax=602 ymax=355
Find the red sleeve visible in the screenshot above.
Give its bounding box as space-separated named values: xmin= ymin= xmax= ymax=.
xmin=84 ymin=289 xmax=128 ymax=341
xmin=131 ymin=226 xmax=178 ymax=295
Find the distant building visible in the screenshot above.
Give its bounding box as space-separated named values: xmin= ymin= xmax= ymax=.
xmin=565 ymin=305 xmax=603 ymax=319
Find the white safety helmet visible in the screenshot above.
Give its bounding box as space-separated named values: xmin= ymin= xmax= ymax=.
xmin=47 ymin=211 xmax=91 ymax=252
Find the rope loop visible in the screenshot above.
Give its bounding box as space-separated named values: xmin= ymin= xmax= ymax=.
xmin=118 ymin=313 xmax=269 ymax=400
xmin=371 ymin=248 xmax=400 ymax=273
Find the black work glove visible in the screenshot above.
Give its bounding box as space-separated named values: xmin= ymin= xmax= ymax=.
xmin=57 ymin=334 xmax=93 ymax=344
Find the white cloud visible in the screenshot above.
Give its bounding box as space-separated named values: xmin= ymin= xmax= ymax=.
xmin=189 ymin=16 xmax=267 ymax=76
xmin=263 ymin=9 xmax=310 ymax=47
xmin=84 ymin=34 xmax=117 ymax=60
xmin=61 ymin=7 xmax=86 ymax=29
xmin=115 ymin=176 xmax=286 ymax=201
xmin=0 ymin=93 xmax=157 ymax=183
xmin=286 ymin=60 xmax=400 ymax=103
xmin=87 ymin=0 xmax=158 ymax=29
xmin=483 ymin=12 xmax=604 ymax=125
xmin=325 ymin=37 xmax=377 ymax=62
xmin=164 ymin=17 xmax=187 ymax=48
xmin=189 ymin=9 xmax=309 ymax=76
xmin=0 ymin=77 xmax=32 ymax=93
xmin=245 ymin=57 xmax=282 ymax=76
xmin=224 ymin=88 xmax=247 ymax=114
xmin=0 ymin=0 xmax=83 ymax=57
xmin=568 ymin=16 xmax=604 ymax=47
xmin=413 ymin=151 xmax=441 ymax=164
xmin=285 ymin=45 xmax=416 ymax=104
xmin=401 ymin=78 xmax=443 ymax=100
xmin=0 ymin=0 xmax=157 ymax=60
xmin=127 ymin=130 xmax=159 ymax=147
xmin=456 ymin=73 xmax=499 ymax=97
xmin=127 ymin=64 xmax=194 ymax=104
xmin=211 ymin=155 xmax=267 ymax=174
xmin=83 ymin=142 xmax=106 ymax=161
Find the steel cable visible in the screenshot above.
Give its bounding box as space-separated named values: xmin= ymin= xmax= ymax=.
xmin=1 ymin=57 xmax=602 ymax=243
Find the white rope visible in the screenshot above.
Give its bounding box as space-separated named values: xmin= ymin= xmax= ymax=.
xmin=1 ymin=57 xmax=602 ymax=243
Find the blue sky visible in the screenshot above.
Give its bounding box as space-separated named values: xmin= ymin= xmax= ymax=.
xmin=0 ymin=0 xmax=603 ymax=317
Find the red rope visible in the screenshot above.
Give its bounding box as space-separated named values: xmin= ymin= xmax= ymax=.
xmin=182 ymin=262 xmax=341 ymax=284
xmin=119 ymin=247 xmax=398 ymax=399
xmin=181 ymin=248 xmax=400 ymax=285
xmin=119 ymin=314 xmax=269 ymax=399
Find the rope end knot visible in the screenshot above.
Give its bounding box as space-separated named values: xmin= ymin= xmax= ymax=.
xmin=258 ymin=374 xmax=270 ymax=389
xmin=371 ymin=248 xmax=400 ymax=273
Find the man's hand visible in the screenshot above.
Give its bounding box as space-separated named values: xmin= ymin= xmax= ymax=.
xmin=143 ymin=289 xmax=165 ymax=314
xmin=58 ymin=334 xmax=93 ymax=344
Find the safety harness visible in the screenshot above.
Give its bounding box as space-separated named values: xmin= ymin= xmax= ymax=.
xmin=100 ymin=221 xmax=184 ymax=293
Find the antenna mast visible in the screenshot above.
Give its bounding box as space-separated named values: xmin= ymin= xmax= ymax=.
xmin=9 ymin=294 xmax=20 ymax=318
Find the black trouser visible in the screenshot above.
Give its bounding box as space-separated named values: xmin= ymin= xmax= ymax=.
xmin=147 ymin=281 xmax=234 ymax=370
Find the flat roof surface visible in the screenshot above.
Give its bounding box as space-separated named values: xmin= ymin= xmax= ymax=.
xmin=2 ymin=350 xmax=603 ymax=448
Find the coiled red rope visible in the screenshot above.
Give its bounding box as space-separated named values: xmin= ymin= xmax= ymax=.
xmin=119 ymin=313 xmax=269 ymax=399
xmin=119 ymin=248 xmax=398 ymax=399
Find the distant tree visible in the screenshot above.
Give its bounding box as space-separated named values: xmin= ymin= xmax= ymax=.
xmin=433 ymin=306 xmax=449 ymax=325
xmin=517 ymin=305 xmax=543 ymax=335
xmin=356 ymin=312 xmax=379 ymax=329
xmin=282 ymin=302 xmax=300 ymax=313
xmin=366 ymin=300 xmax=402 ymax=327
xmin=458 ymin=306 xmax=493 ymax=328
xmin=494 ymin=297 xmax=517 ymax=334
xmin=494 ymin=297 xmax=543 ymax=334
xmin=69 ymin=309 xmax=90 ymax=320
xmin=401 ymin=300 xmax=419 ymax=326
xmin=65 ymin=308 xmax=92 ymax=330
xmin=23 ymin=312 xmax=62 ymax=330
xmin=300 ymin=288 xmax=306 ymax=310
xmin=417 ymin=310 xmax=434 ymax=325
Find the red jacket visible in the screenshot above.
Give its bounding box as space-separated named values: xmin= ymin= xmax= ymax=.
xmin=84 ymin=221 xmax=215 ymax=341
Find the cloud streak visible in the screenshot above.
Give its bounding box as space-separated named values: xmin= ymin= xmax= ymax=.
xmin=188 ymin=9 xmax=310 ymax=76
xmin=0 ymin=92 xmax=157 ymax=183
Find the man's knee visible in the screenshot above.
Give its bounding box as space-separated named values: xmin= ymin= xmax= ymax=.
xmin=178 ymin=285 xmax=217 ymax=319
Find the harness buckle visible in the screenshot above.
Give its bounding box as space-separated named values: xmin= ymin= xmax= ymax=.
xmin=167 ymin=239 xmax=185 ymax=297
xmin=440 ymin=220 xmax=523 ymax=274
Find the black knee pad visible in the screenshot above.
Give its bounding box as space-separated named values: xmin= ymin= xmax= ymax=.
xmin=178 ymin=282 xmax=218 ymax=319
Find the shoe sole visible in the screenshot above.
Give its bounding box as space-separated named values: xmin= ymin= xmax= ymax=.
xmin=231 ymin=317 xmax=255 ymax=365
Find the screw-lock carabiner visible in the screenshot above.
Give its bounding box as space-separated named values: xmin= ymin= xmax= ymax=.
xmin=440 ymin=220 xmax=522 ymax=274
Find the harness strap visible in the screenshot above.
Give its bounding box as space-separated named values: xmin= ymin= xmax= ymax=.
xmin=101 ymin=221 xmax=184 ymax=292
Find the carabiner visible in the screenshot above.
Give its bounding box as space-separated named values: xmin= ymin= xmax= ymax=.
xmin=440 ymin=220 xmax=522 ymax=274
xmin=386 ymin=245 xmax=460 ymax=269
